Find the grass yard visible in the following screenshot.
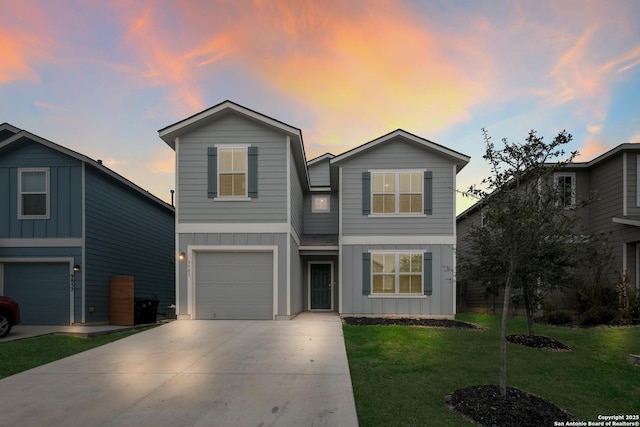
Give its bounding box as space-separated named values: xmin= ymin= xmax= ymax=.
xmin=0 ymin=328 xmax=153 ymax=379
xmin=343 ymin=313 xmax=640 ymax=427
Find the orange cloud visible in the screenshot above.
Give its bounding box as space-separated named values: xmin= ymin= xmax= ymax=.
xmin=0 ymin=1 xmax=53 ymax=85
xmin=577 ymin=136 xmax=609 ymax=161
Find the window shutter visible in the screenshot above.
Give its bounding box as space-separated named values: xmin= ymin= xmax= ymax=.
xmin=248 ymin=146 xmax=258 ymax=198
xmin=424 ymin=171 xmax=433 ymax=215
xmin=207 ymin=147 xmax=217 ymax=198
xmin=423 ymin=252 xmax=433 ymax=296
xmin=362 ymin=252 xmax=371 ymax=295
xmin=362 ymin=171 xmax=371 ymax=215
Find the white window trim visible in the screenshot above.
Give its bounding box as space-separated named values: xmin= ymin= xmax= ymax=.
xmin=369 ymin=250 xmax=424 ymax=296
xmin=311 ymin=194 xmax=330 ymax=213
xmin=215 ymin=145 xmax=249 ymax=199
xmin=554 ymin=172 xmax=576 ymax=208
xmin=18 ymin=167 xmax=50 ymax=219
xmin=369 ymin=169 xmax=426 ymax=216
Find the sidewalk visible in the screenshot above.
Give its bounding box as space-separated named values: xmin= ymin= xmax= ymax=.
xmin=1 ymin=323 xmax=158 ymax=342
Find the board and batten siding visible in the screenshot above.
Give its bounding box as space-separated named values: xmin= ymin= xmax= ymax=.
xmin=338 ymin=139 xmax=455 ymax=236
xmin=341 ymin=243 xmax=455 ymax=316
xmin=0 ymin=140 xmax=82 ymax=238
xmin=303 ymin=192 xmax=339 ymax=234
xmin=177 ymin=232 xmax=288 ymax=317
xmin=84 ymin=166 xmax=175 ymax=323
xmin=177 ymin=114 xmax=288 ymax=223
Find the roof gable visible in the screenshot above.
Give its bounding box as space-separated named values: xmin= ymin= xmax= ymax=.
xmin=0 ymin=127 xmax=173 ymax=211
xmin=330 ymin=129 xmax=470 ymax=172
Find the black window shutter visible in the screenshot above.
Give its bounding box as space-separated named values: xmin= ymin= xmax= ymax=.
xmin=248 ymin=146 xmax=258 ymax=198
xmin=424 ymin=171 xmax=433 ymax=215
xmin=423 ymin=252 xmax=432 ymax=296
xmin=362 ymin=171 xmax=371 ymax=215
xmin=207 ymin=147 xmax=217 ymax=198
xmin=362 ymin=252 xmax=371 ymax=295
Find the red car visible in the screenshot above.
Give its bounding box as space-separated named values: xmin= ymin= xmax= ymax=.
xmin=0 ymin=296 xmax=21 ymax=338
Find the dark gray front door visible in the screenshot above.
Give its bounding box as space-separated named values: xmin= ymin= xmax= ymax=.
xmin=310 ymin=263 xmax=332 ymax=310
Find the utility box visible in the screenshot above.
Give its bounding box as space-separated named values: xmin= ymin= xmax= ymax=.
xmin=109 ymin=276 xmax=134 ymax=326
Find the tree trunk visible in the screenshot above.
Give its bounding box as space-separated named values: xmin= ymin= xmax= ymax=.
xmin=523 ymin=287 xmax=536 ymax=337
xmin=499 ymin=272 xmax=513 ymax=398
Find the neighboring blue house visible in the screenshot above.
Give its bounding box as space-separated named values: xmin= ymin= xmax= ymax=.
xmin=159 ymin=100 xmax=469 ymax=320
xmin=0 ymin=123 xmax=175 ymax=325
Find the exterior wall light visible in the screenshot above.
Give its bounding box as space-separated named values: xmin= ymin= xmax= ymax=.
xmin=73 ymin=264 xmax=81 ymax=272
xmin=179 ymin=252 xmax=186 ymax=261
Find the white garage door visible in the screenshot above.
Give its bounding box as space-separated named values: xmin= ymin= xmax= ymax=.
xmin=195 ymin=252 xmax=273 ymax=320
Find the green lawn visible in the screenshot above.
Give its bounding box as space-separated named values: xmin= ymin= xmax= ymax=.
xmin=343 ymin=313 xmax=640 ymax=427
xmin=0 ymin=328 xmax=153 ymax=379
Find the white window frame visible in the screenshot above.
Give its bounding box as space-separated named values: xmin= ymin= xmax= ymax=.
xmin=554 ymin=172 xmax=576 ymax=208
xmin=216 ymin=145 xmax=249 ymax=200
xmin=370 ymin=169 xmax=425 ymax=216
xmin=18 ymin=168 xmax=50 ymax=219
xmin=370 ymin=250 xmax=423 ymax=296
xmin=311 ymin=194 xmax=330 ymax=213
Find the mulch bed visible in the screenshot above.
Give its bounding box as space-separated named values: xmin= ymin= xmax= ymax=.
xmin=445 ymin=385 xmax=575 ymax=427
xmin=507 ymin=334 xmax=571 ymax=351
xmin=341 ymin=317 xmax=481 ymax=329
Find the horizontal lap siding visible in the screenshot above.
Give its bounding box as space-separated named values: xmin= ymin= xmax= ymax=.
xmin=303 ymin=192 xmax=339 ymax=234
xmin=177 ymin=114 xmax=287 ymax=223
xmin=0 ymin=140 xmax=82 ymax=238
xmin=309 ymin=160 xmax=331 ymax=187
xmin=628 ymin=154 xmax=639 ymax=215
xmin=341 ymin=243 xmax=454 ymax=316
xmin=290 ymin=149 xmax=304 ymax=238
xmin=339 ymin=139 xmax=455 ymax=236
xmin=85 ymin=168 xmax=175 ymax=323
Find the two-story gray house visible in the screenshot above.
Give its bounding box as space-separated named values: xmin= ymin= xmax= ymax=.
xmin=457 ymin=142 xmax=640 ymax=313
xmin=159 ymin=101 xmax=470 ymax=320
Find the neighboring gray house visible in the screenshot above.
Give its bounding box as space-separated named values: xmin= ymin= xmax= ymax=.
xmin=0 ymin=123 xmax=175 ymax=325
xmin=457 ymin=143 xmax=640 ymax=313
xmin=159 ymin=100 xmax=470 ymax=320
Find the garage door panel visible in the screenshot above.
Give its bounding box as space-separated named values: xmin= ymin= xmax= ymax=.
xmin=3 ymin=263 xmax=70 ymax=325
xmin=195 ymin=252 xmax=273 ymax=320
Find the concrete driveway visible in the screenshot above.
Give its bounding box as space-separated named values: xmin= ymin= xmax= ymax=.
xmin=0 ymin=312 xmax=359 ymax=427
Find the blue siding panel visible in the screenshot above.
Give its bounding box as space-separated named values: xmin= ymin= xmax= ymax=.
xmin=84 ymin=166 xmax=175 ymax=323
xmin=0 ymin=140 xmax=82 ymax=238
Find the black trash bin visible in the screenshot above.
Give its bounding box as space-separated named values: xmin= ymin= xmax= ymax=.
xmin=134 ymin=298 xmax=159 ymax=324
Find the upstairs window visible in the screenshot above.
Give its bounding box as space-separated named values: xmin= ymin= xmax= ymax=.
xmin=219 ymin=147 xmax=247 ymax=197
xmin=555 ymin=173 xmax=575 ymax=208
xmin=18 ymin=168 xmax=49 ymax=218
xmin=371 ymin=171 xmax=423 ymax=214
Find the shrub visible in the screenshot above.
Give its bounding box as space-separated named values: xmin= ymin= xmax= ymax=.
xmin=580 ymin=307 xmax=616 ymax=326
xmin=543 ymin=310 xmax=573 ymax=325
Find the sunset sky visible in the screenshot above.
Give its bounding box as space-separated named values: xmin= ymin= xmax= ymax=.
xmin=1 ymin=0 xmax=639 ymax=214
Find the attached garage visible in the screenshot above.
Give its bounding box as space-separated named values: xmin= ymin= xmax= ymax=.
xmin=2 ymin=262 xmax=72 ymax=325
xmin=194 ymin=251 xmax=274 ymax=320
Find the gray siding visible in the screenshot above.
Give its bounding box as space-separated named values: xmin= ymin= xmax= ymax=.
xmin=290 ymin=148 xmax=304 ymax=238
xmin=0 ymin=139 xmax=82 ymax=238
xmin=341 ymin=243 xmax=454 ymax=316
xmin=290 ymin=235 xmax=303 ymax=315
xmin=338 ymin=139 xmax=455 ymax=236
xmin=177 ymin=232 xmax=288 ymax=317
xmin=308 ymin=159 xmax=331 ymax=187
xmin=303 ymin=192 xmax=339 ymax=234
xmin=628 ymin=154 xmax=639 ymax=215
xmin=177 ymin=114 xmax=288 ymax=223
xmin=84 ymin=166 xmax=175 ymax=323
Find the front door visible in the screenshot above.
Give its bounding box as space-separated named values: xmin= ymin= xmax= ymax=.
xmin=310 ymin=263 xmax=332 ymax=310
